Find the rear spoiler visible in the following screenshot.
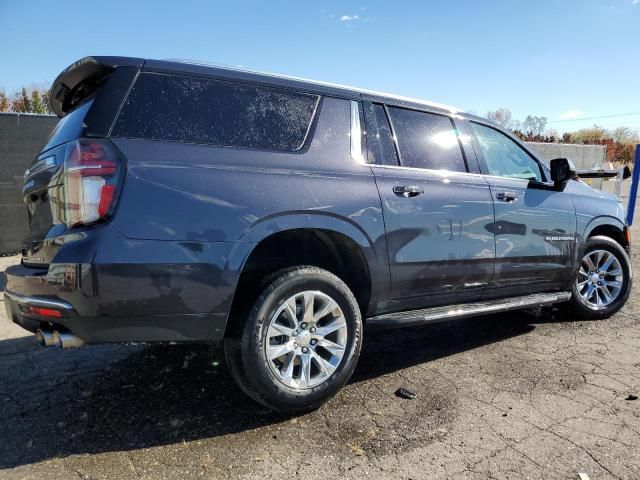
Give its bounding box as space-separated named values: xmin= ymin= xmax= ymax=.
xmin=50 ymin=56 xmax=145 ymax=117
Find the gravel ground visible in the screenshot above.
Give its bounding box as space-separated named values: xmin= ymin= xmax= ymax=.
xmin=0 ymin=226 xmax=638 ymax=480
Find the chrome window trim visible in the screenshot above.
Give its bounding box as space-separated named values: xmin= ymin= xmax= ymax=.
xmin=350 ymin=100 xmax=364 ymax=163
xmin=369 ymin=163 xmax=490 ymax=181
xmin=371 ymin=164 xmax=555 ymax=188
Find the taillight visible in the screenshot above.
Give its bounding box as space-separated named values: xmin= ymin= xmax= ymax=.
xmin=64 ymin=139 xmax=124 ymax=227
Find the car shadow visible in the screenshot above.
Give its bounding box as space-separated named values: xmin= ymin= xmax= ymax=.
xmin=0 ymin=308 xmax=564 ymax=468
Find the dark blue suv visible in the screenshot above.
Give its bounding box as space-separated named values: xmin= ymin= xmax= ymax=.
xmin=5 ymin=56 xmax=632 ymax=412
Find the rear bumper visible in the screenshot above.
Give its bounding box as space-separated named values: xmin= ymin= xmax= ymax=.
xmin=4 ymin=285 xmax=227 ymax=343
xmin=4 ymin=290 xmax=73 ymax=335
xmin=4 ymin=228 xmax=253 ymax=343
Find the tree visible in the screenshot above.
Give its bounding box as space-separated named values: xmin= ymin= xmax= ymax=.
xmin=42 ymin=90 xmax=52 ymax=113
xmin=20 ymin=87 xmax=31 ymax=112
xmin=11 ymin=87 xmax=32 ymax=112
xmin=30 ymin=90 xmax=46 ymax=114
xmin=486 ymin=108 xmax=514 ymax=129
xmin=611 ymin=127 xmax=637 ymax=144
xmin=0 ymin=89 xmax=9 ymax=112
xmin=571 ymin=125 xmax=608 ymax=144
xmin=522 ymin=115 xmax=548 ymax=136
xmin=2 ymin=86 xmax=53 ymax=114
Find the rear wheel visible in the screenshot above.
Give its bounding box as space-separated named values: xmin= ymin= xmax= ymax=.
xmin=224 ymin=266 xmax=362 ymax=412
xmin=565 ymin=236 xmax=632 ymax=320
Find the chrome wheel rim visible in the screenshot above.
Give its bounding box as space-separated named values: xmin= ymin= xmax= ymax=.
xmin=264 ymin=290 xmax=348 ymax=390
xmin=576 ymin=249 xmax=624 ymax=310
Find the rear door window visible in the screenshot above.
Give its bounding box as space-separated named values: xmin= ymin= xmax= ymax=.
xmin=386 ymin=106 xmax=467 ymax=172
xmin=112 ymin=73 xmax=319 ymax=152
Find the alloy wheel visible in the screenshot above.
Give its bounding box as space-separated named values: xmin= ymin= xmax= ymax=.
xmin=264 ymin=290 xmax=348 ymax=389
xmin=576 ymin=249 xmax=624 ymax=310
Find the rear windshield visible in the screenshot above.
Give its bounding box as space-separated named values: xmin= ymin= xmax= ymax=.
xmin=111 ymin=73 xmax=319 ymax=152
xmin=41 ymin=100 xmax=93 ymax=153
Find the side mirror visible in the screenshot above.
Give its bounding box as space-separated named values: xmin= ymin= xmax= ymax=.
xmin=550 ymin=158 xmax=576 ymax=187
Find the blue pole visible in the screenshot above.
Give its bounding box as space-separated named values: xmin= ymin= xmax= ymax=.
xmin=627 ymin=144 xmax=640 ymax=226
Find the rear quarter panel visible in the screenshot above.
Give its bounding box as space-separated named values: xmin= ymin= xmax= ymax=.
xmin=110 ymin=96 xmax=389 ymax=310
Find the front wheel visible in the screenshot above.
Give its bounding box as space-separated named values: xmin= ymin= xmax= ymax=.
xmin=224 ymin=266 xmax=363 ymax=413
xmin=565 ymin=235 xmax=632 ymax=320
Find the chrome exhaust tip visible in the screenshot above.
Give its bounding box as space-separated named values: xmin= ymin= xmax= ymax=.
xmin=53 ymin=331 xmax=84 ymax=349
xmin=36 ymin=329 xmax=84 ymax=349
xmin=35 ymin=329 xmax=56 ymax=347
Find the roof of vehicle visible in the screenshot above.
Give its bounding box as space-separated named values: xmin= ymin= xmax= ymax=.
xmin=156 ymin=58 xmax=463 ymax=114
xmin=52 ymin=56 xmax=475 ymax=118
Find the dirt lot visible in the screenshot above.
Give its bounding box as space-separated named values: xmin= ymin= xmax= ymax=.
xmin=1 ymin=227 xmax=639 ymax=480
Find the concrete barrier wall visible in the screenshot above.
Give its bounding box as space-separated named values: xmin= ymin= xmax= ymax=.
xmin=526 ymin=141 xmax=632 ymax=197
xmin=526 ymin=142 xmax=607 ymax=170
xmin=0 ymin=113 xmax=58 ymax=254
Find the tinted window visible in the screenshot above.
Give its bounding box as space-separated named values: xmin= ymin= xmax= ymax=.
xmin=470 ymin=122 xmax=543 ymax=181
xmin=365 ymin=103 xmax=399 ymax=166
xmin=387 ymin=107 xmax=466 ymax=172
xmin=112 ymin=73 xmax=319 ymax=151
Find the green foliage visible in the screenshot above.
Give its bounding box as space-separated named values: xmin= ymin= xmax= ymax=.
xmin=571 ymin=125 xmax=608 ymax=143
xmin=30 ymin=90 xmax=47 ymax=114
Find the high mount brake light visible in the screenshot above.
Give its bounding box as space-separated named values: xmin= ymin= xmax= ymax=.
xmin=64 ymin=139 xmax=124 ymax=227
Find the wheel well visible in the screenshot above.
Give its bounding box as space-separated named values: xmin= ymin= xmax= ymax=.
xmin=588 ymin=224 xmax=628 ymax=251
xmin=225 ymin=229 xmax=372 ymax=339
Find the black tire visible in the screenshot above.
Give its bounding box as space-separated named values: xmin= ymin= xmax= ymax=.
xmin=564 ymin=235 xmax=632 ymax=320
xmin=224 ymin=266 xmax=363 ymax=413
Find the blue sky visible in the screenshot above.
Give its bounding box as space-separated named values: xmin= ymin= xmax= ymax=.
xmin=1 ymin=0 xmax=639 ymax=132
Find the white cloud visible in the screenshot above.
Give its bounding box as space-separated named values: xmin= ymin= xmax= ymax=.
xmin=634 ymin=0 xmax=640 ymax=5
xmin=340 ymin=14 xmax=360 ymax=22
xmin=558 ymin=109 xmax=584 ymax=120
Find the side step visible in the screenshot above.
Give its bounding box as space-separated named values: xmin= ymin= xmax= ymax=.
xmin=366 ymin=292 xmax=572 ymax=328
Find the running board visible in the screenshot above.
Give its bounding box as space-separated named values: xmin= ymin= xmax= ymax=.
xmin=366 ymin=292 xmax=572 ymax=328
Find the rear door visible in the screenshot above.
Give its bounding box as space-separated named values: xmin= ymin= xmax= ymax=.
xmin=364 ymin=102 xmax=495 ymax=310
xmin=465 ymin=120 xmax=576 ymax=295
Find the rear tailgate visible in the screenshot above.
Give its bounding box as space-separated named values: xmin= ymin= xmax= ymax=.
xmin=22 ymin=141 xmax=68 ymax=266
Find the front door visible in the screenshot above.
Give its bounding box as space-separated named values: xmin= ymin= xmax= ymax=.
xmin=466 ymin=121 xmax=576 ymax=295
xmin=365 ymin=102 xmax=495 ymax=309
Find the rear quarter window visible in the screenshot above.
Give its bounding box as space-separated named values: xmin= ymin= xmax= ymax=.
xmin=111 ymin=73 xmax=319 ymax=152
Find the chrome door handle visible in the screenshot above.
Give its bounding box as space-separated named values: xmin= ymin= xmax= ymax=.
xmin=393 ymin=185 xmax=424 ymax=197
xmin=496 ymin=191 xmax=518 ymax=202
